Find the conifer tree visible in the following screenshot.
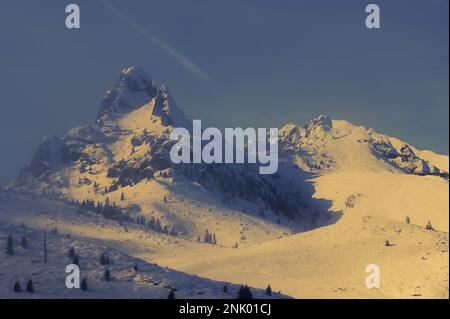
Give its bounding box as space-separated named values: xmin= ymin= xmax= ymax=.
xmin=155 ymin=219 xmax=162 ymax=232
xmin=167 ymin=289 xmax=176 ymax=299
xmin=104 ymin=269 xmax=111 ymax=281
xmin=21 ymin=236 xmax=28 ymax=249
xmin=73 ymin=255 xmax=80 ymax=266
xmin=68 ymin=246 xmax=76 ymax=259
xmin=13 ymin=281 xmax=21 ymax=292
xmin=100 ymin=253 xmax=107 ymax=265
xmin=81 ymin=278 xmax=88 ymax=291
xmin=237 ymin=285 xmax=253 ymax=299
xmin=203 ymin=229 xmax=211 ymax=243
xmin=26 ymin=280 xmax=34 ymax=293
xmin=266 ymin=284 xmax=272 ymax=296
xmin=6 ymin=234 xmax=13 ymax=255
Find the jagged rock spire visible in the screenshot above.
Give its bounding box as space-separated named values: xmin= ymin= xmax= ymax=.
xmin=97 ymin=67 xmax=157 ymax=120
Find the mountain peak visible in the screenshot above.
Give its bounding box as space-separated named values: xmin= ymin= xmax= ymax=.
xmin=305 ymin=114 xmax=332 ymax=130
xmin=119 ymin=67 xmax=155 ymax=92
xmin=96 ymin=66 xmax=158 ymax=121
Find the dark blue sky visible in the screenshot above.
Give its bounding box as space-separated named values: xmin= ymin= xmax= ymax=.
xmin=0 ymin=0 xmax=448 ymax=185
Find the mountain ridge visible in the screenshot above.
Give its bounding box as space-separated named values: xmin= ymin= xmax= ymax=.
xmin=11 ymin=66 xmax=448 ymax=193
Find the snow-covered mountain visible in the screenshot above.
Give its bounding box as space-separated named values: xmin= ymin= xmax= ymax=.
xmin=280 ymin=114 xmax=448 ymax=176
xmin=11 ymin=67 xmax=327 ymax=233
xmin=1 ymin=67 xmax=448 ymax=299
xmin=12 ymin=67 xmax=448 ymax=199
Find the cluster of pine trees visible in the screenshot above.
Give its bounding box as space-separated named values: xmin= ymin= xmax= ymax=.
xmin=224 ymin=283 xmax=272 ymax=299
xmin=4 ymin=225 xmax=182 ymax=296
xmin=234 ymin=284 xmax=271 ymax=299
xmin=4 ymin=228 xmax=275 ymax=298
xmin=6 ymin=234 xmax=33 ymax=255
xmin=71 ymin=198 xmax=179 ymax=237
xmin=71 ymin=198 xmax=132 ymax=223
xmin=177 ymin=163 xmax=302 ymax=219
xmin=5 ymin=230 xmax=48 ymax=293
xmin=405 ymin=215 xmax=435 ymax=231
xmin=139 ymin=216 xmax=178 ymax=236
xmin=100 ymin=252 xmax=111 ymax=265
xmin=237 ymin=285 xmax=253 ymax=299
xmin=105 ymin=156 xmax=156 ymax=190
xmin=198 ymin=229 xmax=217 ymax=244
xmin=13 ymin=280 xmax=34 ymax=293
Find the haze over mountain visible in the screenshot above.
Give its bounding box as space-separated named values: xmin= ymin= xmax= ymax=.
xmin=1 ymin=67 xmax=448 ymax=298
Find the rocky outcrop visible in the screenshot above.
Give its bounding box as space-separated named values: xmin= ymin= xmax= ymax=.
xmin=97 ymin=67 xmax=157 ymax=120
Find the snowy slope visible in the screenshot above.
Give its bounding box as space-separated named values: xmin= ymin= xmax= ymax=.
xmin=0 ymin=193 xmax=287 ymax=299
xmin=279 ymin=116 xmax=449 ymax=231
xmin=156 ymin=214 xmax=448 ymax=299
